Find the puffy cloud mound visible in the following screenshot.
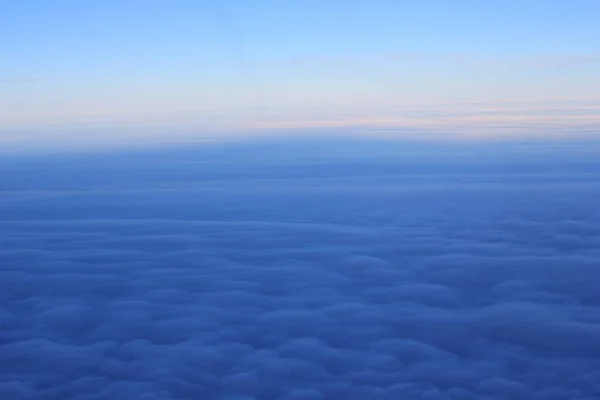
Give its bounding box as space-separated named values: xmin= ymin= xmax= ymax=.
xmin=2 ymin=138 xmax=600 ymax=399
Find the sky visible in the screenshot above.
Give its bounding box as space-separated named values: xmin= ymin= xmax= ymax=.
xmin=2 ymin=0 xmax=600 ymax=151
xmin=3 ymin=2 xmax=600 ymax=397
xmin=3 ymin=3 xmax=600 ymax=398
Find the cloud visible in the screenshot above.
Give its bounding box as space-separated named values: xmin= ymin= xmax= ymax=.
xmin=0 ymin=76 xmax=47 ymax=84
xmin=288 ymin=52 xmax=478 ymax=67
xmin=286 ymin=52 xmax=600 ymax=70
xmin=1 ymin=138 xmax=600 ymax=399
xmin=244 ymin=100 xmax=600 ymax=141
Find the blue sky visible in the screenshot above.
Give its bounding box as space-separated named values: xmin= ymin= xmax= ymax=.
xmin=2 ymin=0 xmax=600 ymax=150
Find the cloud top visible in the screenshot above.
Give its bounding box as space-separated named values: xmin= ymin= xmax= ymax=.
xmin=2 ymin=139 xmax=600 ymax=399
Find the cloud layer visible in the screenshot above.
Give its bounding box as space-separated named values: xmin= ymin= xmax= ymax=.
xmin=1 ymin=139 xmax=600 ymax=399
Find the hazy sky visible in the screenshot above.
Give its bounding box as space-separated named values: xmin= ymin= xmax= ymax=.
xmin=2 ymin=0 xmax=600 ymax=150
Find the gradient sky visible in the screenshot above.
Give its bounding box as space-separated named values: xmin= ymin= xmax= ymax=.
xmin=2 ymin=0 xmax=600 ymax=150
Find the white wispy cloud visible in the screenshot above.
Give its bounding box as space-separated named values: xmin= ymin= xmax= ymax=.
xmin=286 ymin=52 xmax=600 ymax=70
xmin=0 ymin=76 xmax=48 ymax=84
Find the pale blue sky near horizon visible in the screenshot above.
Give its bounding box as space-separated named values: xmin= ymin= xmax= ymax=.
xmin=2 ymin=0 xmax=600 ymax=151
